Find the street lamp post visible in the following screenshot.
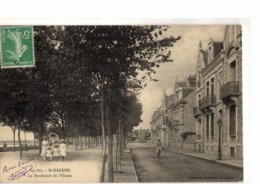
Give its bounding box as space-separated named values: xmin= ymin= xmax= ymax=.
xmin=217 ymin=119 xmax=222 ymax=160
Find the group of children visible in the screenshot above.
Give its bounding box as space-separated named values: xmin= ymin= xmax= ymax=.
xmin=41 ymin=137 xmax=67 ymax=161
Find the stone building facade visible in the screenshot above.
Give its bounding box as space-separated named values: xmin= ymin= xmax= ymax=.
xmin=193 ymin=25 xmax=242 ymax=158
xmin=150 ymin=106 xmax=166 ymax=144
xmin=134 ymin=128 xmax=150 ymax=140
xmin=150 ymin=76 xmax=197 ymax=150
xmin=167 ymin=77 xmax=196 ymax=150
xmin=220 ymin=25 xmax=242 ymax=158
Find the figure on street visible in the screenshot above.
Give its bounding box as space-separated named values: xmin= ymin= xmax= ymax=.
xmin=59 ymin=139 xmax=67 ymax=160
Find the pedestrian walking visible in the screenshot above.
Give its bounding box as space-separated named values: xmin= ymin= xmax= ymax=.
xmin=3 ymin=142 xmax=7 ymax=152
xmin=156 ymin=139 xmax=162 ymax=157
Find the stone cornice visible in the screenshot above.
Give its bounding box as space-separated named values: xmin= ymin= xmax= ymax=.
xmin=151 ymin=112 xmax=163 ymax=123
xmin=168 ymin=99 xmax=186 ymax=111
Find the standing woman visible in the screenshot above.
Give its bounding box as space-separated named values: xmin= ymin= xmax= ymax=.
xmin=41 ymin=136 xmax=49 ymax=160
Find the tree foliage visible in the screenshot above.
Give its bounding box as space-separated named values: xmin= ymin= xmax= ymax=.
xmin=0 ymin=25 xmax=180 ymax=174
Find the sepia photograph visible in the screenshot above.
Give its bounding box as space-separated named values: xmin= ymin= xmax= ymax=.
xmin=0 ymin=24 xmax=244 ymax=183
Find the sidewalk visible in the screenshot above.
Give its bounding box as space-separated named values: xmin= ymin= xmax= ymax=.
xmin=106 ymin=149 xmax=138 ymax=183
xmin=162 ymin=145 xmax=243 ymax=170
xmin=0 ymin=147 xmax=102 ymax=182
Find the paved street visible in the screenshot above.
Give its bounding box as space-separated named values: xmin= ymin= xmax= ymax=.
xmin=129 ymin=142 xmax=243 ymax=182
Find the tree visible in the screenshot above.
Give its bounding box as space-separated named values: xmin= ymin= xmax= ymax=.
xmin=60 ymin=26 xmax=180 ymax=182
xmin=0 ymin=26 xmax=180 ymax=180
xmin=0 ymin=68 xmax=32 ymax=159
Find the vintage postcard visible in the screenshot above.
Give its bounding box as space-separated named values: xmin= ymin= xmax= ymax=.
xmin=0 ymin=24 xmax=244 ymax=183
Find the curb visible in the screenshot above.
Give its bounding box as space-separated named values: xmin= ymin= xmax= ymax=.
xmin=128 ymin=148 xmax=139 ymax=182
xmin=164 ymin=149 xmax=243 ymax=170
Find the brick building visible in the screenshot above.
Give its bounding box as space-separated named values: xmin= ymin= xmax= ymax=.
xmin=193 ymin=25 xmax=242 ymax=158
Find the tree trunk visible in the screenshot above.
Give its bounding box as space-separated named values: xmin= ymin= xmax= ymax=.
xmin=33 ymin=132 xmax=36 ymax=150
xmin=88 ymin=136 xmax=91 ymax=148
xmin=24 ymin=131 xmax=27 ymax=151
xmin=100 ymin=74 xmax=107 ymax=182
xmin=107 ymin=131 xmax=114 ymax=182
xmin=115 ymin=124 xmax=119 ymax=171
xmin=99 ymin=136 xmax=102 ymax=146
xmin=75 ymin=135 xmax=78 ymax=150
xmin=122 ymin=131 xmax=126 ymax=149
xmin=78 ymin=135 xmax=80 ymax=147
xmin=85 ymin=135 xmax=87 ymax=149
xmin=80 ymin=136 xmax=83 ymax=149
xmin=12 ymin=129 xmax=16 ymax=152
xmin=38 ymin=121 xmax=44 ymax=156
xmin=106 ymin=106 xmax=114 ymax=182
xmin=119 ymin=119 xmax=123 ymax=157
xmin=18 ymin=121 xmax=22 ymax=159
xmin=62 ymin=131 xmax=67 ymax=141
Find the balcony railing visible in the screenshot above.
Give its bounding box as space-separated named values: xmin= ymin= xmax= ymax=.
xmin=220 ymin=81 xmax=239 ymax=100
xmin=193 ymin=106 xmax=201 ymax=117
xmin=199 ymin=94 xmax=216 ymax=110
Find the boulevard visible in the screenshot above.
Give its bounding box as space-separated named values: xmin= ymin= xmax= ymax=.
xmin=129 ymin=142 xmax=243 ymax=182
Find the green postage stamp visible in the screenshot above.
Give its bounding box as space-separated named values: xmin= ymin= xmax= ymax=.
xmin=0 ymin=26 xmax=35 ymax=68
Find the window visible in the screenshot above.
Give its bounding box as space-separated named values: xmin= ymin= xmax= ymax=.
xmin=211 ymin=78 xmax=214 ymax=95
xmin=211 ymin=113 xmax=214 ymax=139
xmin=230 ymin=147 xmax=235 ymax=157
xmin=229 ymin=105 xmax=236 ymax=138
xmin=230 ymin=61 xmax=237 ymax=81
xmin=206 ymin=115 xmax=209 ymax=139
xmin=206 ymin=82 xmax=209 ymax=96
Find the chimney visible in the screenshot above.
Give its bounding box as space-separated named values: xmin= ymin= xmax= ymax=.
xmin=208 ymin=38 xmax=214 ymax=62
xmin=187 ymin=75 xmax=196 ymax=87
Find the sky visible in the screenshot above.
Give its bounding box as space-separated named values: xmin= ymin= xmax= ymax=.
xmin=0 ymin=124 xmax=34 ymax=141
xmin=137 ymin=25 xmax=226 ymax=130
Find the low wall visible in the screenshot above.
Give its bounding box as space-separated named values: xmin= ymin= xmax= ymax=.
xmin=0 ymin=146 xmax=39 ymax=152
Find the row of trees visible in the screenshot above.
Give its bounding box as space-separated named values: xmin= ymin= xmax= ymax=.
xmin=0 ymin=26 xmax=180 ymax=182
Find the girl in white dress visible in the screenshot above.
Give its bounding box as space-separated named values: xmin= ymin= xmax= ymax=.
xmin=59 ymin=140 xmax=67 ymax=160
xmin=46 ymin=146 xmax=53 ymax=161
xmin=52 ymin=144 xmax=60 ymax=160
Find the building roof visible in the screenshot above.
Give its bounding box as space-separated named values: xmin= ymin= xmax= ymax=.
xmin=175 ymin=81 xmax=187 ymax=88
xmin=182 ymin=88 xmax=195 ymax=99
